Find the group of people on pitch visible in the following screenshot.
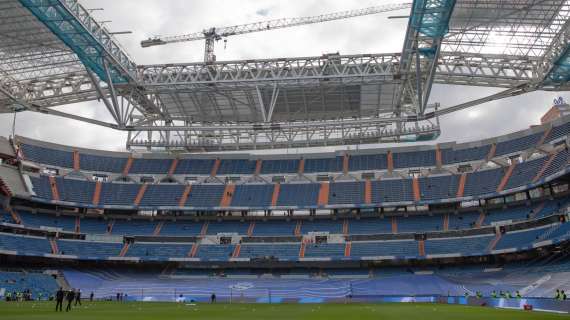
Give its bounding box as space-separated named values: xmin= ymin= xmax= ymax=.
xmin=54 ymin=288 xmax=92 ymax=312
xmin=555 ymin=289 xmax=568 ymax=301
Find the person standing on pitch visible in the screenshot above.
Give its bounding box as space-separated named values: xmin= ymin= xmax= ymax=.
xmin=90 ymin=292 xmax=94 ymax=302
xmin=75 ymin=289 xmax=82 ymax=306
xmin=210 ymin=293 xmax=216 ymax=303
xmin=55 ymin=288 xmax=64 ymax=312
xmin=65 ymin=289 xmax=75 ymax=312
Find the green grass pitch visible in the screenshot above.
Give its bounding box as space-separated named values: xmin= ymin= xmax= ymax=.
xmin=1 ymin=301 xmax=568 ymax=319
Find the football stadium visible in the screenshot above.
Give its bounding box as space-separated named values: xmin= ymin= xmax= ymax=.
xmin=1 ymin=0 xmax=570 ymax=318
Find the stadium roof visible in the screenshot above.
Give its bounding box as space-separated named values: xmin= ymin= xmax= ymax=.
xmin=1 ymin=0 xmax=570 ymax=151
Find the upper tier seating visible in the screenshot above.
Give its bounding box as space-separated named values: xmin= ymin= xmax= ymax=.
xmin=441 ymin=145 xmax=491 ymax=165
xmin=393 ymin=150 xmax=436 ymax=168
xmin=329 ymin=182 xmax=365 ymax=205
xmin=546 ymin=121 xmax=570 ymax=143
xmin=505 ymin=157 xmax=547 ymax=190
xmin=20 ymin=143 xmax=73 ymax=168
xmin=276 ymin=183 xmax=320 ymax=207
xmin=303 ymin=157 xmax=343 ymax=173
xmin=542 ymin=149 xmax=570 ymax=179
xmin=80 ymin=153 xmax=126 ymax=173
xmin=495 ymin=132 xmax=542 ymax=156
xmin=29 ymin=176 xmax=53 ymax=200
xmin=129 ymin=159 xmax=172 ymax=174
xmin=348 ymin=154 xmax=388 ymax=171
xmin=16 ymin=116 xmax=570 ymax=178
xmin=463 ymin=168 xmax=505 ymax=197
xmin=371 ymin=179 xmax=414 ymax=203
xmin=217 ymin=159 xmax=257 ymax=175
xmin=174 ymin=159 xmax=215 ymax=175
xmin=419 ymin=175 xmax=460 ymax=201
xmin=260 ymin=159 xmax=300 ymax=174
xmin=99 ymin=182 xmax=140 ymax=206
xmin=139 ymin=184 xmax=186 ymax=207
xmin=185 ymin=184 xmax=226 ymax=207
xmin=57 ymin=177 xmax=95 ymax=204
xmin=230 ymin=184 xmax=273 ymax=207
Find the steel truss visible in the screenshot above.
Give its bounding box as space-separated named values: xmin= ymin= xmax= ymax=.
xmin=2 ymin=0 xmax=570 ymax=151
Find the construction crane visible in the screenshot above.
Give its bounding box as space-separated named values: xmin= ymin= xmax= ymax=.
xmin=141 ymin=3 xmax=412 ymax=63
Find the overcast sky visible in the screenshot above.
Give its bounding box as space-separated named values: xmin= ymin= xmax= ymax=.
xmin=0 ymin=0 xmax=563 ymax=152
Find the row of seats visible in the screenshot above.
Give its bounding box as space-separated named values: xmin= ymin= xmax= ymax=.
xmin=9 ymin=198 xmax=566 ymax=236
xmin=20 ymin=119 xmax=570 ymax=174
xmin=29 ymin=151 xmax=566 ymax=208
xmin=0 ymin=220 xmax=568 ymax=260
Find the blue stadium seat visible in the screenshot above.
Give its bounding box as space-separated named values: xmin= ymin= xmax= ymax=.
xmin=185 ymin=184 xmax=225 ymax=207
xmin=329 ymin=182 xmax=365 ymax=205
xmin=174 ymin=159 xmax=215 ymax=175
xmin=80 ymin=153 xmax=127 ymax=173
xmin=303 ymin=157 xmax=343 ymax=173
xmin=230 ymin=184 xmax=274 ymax=207
xmin=20 ymin=143 xmax=73 ymax=168
xmin=348 ymin=154 xmax=388 ymax=171
xmin=393 ymin=150 xmax=436 ymax=168
xmin=371 ymin=179 xmax=414 ymax=203
xmin=441 ymin=145 xmax=490 ymax=165
xmin=217 ymin=159 xmax=257 ymax=175
xmin=260 ymin=159 xmax=299 ymax=174
xmin=276 ymin=183 xmax=320 ymax=207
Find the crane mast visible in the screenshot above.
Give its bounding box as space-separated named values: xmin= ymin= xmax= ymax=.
xmin=141 ymin=3 xmax=412 ymax=62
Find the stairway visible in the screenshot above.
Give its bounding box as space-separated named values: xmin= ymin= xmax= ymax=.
xmin=119 ymin=242 xmax=130 ymax=257
xmin=271 ymin=183 xmax=281 ymax=206
xmin=247 ymin=221 xmax=255 ymax=236
xmin=75 ymin=216 xmax=80 ymax=233
xmin=475 ymin=211 xmax=486 ymax=228
xmin=92 ymin=181 xmax=102 ymax=206
xmin=317 ymin=182 xmax=330 ymax=206
xmin=48 ymin=176 xmax=60 ymax=201
xmin=232 ymin=244 xmax=241 ymax=258
xmin=294 ymin=220 xmax=302 ymax=236
xmin=200 ymin=222 xmax=209 ymax=236
xmin=487 ymin=233 xmax=502 ymax=252
xmin=189 ymin=243 xmax=199 ymax=257
xmin=49 ymin=238 xmax=59 ymax=255
xmin=153 ymin=221 xmax=164 ymax=236
xmin=418 ymin=240 xmax=426 ymax=257
xmin=220 ymin=184 xmax=236 ymax=207
xmin=299 ymin=242 xmax=306 ymax=258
